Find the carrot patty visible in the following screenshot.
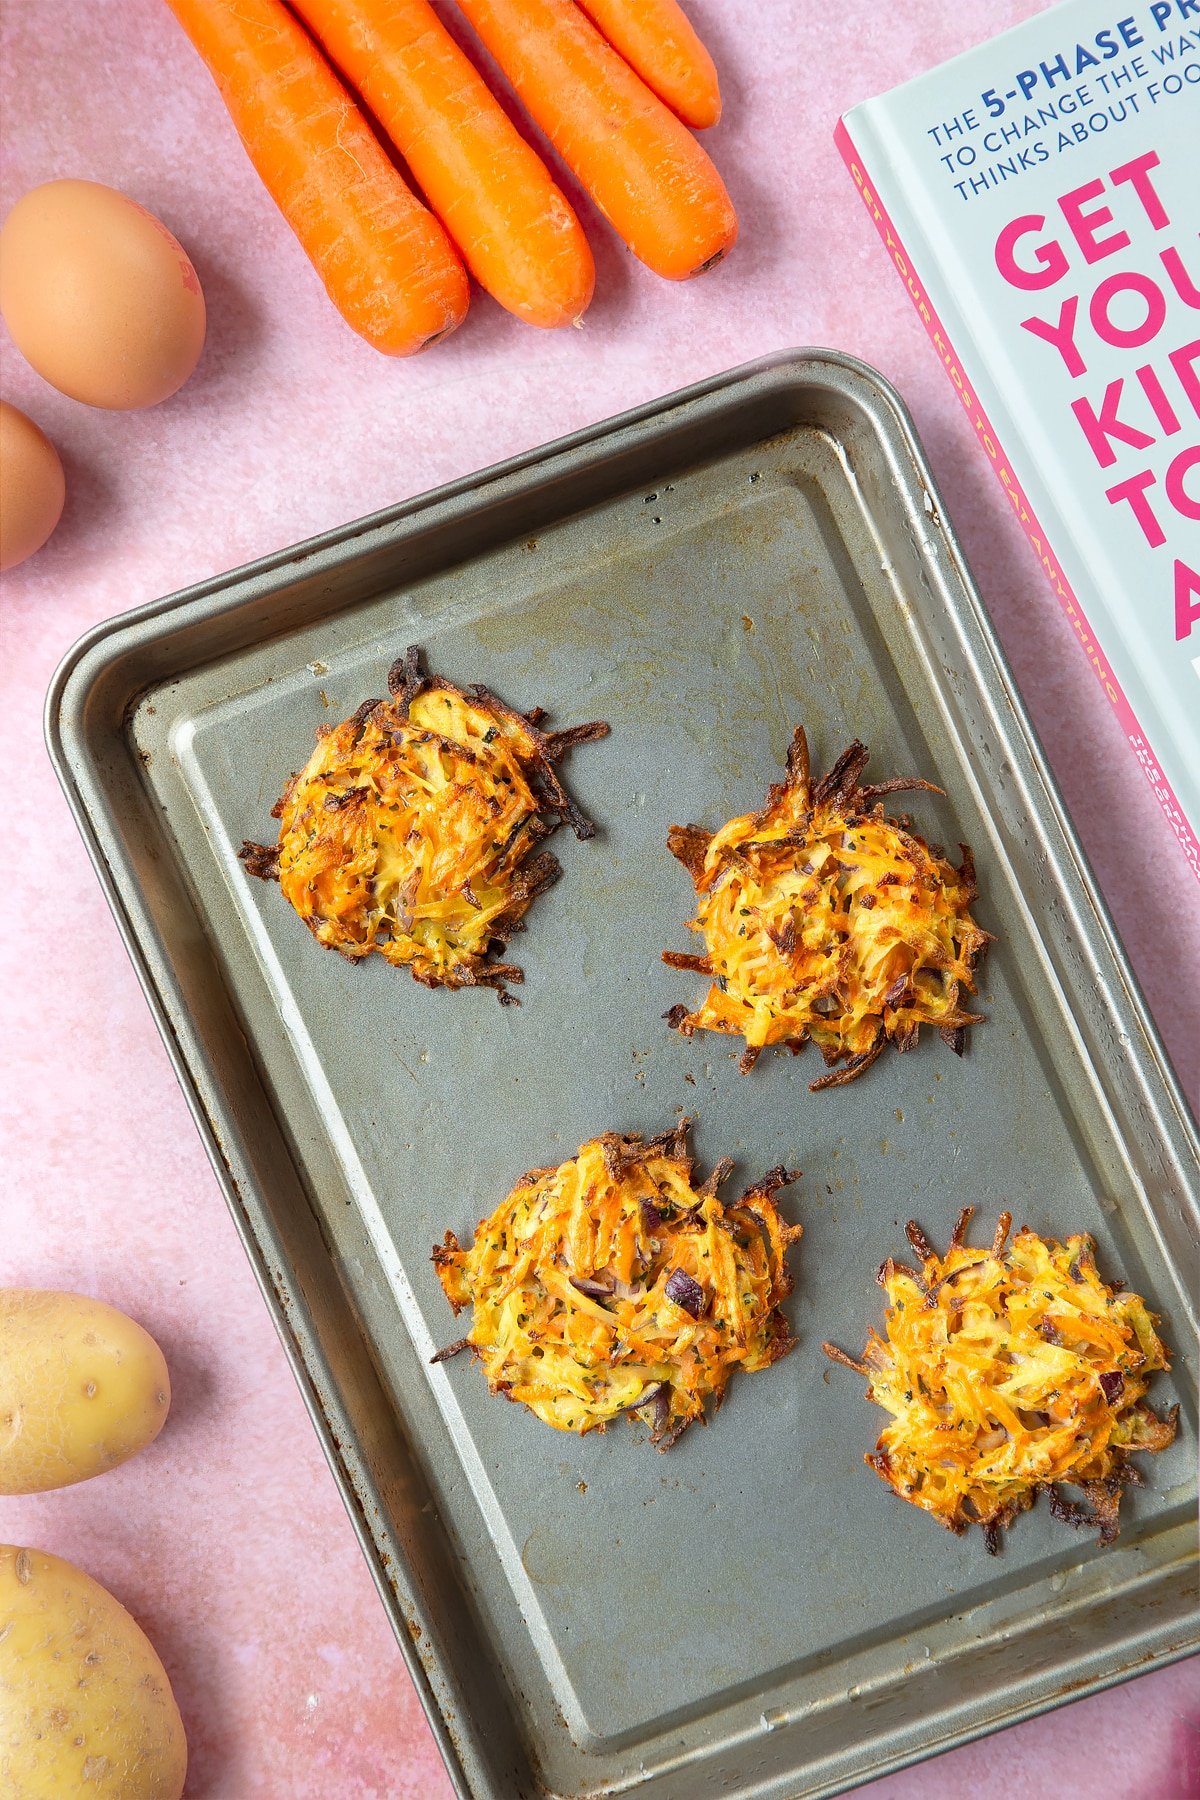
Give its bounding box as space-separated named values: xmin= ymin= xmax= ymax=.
xmin=240 ymin=645 xmax=608 ymax=999
xmin=664 ymin=727 xmax=990 ymax=1088
xmin=824 ymin=1209 xmax=1177 ymax=1552
xmin=432 ymin=1121 xmax=801 ymax=1447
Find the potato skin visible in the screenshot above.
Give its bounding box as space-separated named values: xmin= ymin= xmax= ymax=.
xmin=0 ymin=1546 xmax=187 ymax=1799
xmin=0 ymin=1291 xmax=170 ymax=1495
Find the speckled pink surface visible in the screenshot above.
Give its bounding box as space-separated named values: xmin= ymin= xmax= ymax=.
xmin=1 ymin=1 xmax=1197 ymax=1795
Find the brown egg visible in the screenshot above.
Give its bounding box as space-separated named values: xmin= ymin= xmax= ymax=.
xmin=0 ymin=180 xmax=206 ymax=410
xmin=0 ymin=402 xmax=65 ymax=572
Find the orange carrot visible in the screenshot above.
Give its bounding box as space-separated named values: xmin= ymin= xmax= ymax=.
xmin=163 ymin=0 xmax=468 ymax=354
xmin=575 ymin=0 xmax=721 ymax=129
xmin=455 ymin=0 xmax=736 ymax=280
xmin=289 ymin=0 xmax=595 ymax=328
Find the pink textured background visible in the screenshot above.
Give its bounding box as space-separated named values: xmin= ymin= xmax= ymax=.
xmin=1 ymin=1 xmax=1197 ymax=1795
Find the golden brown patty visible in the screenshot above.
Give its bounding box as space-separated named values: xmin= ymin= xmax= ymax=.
xmin=824 ymin=1210 xmax=1177 ymax=1552
xmin=432 ymin=1122 xmax=801 ymax=1448
xmin=664 ymin=727 xmax=990 ymax=1088
xmin=240 ymin=646 xmax=608 ymax=999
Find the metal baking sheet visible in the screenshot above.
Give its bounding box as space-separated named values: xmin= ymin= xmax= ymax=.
xmin=48 ymin=352 xmax=1199 ymax=1800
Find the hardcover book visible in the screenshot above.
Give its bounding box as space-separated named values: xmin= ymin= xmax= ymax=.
xmin=837 ymin=0 xmax=1199 ymax=878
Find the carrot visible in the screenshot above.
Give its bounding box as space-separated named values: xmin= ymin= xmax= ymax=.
xmin=455 ymin=0 xmax=736 ymax=280
xmin=575 ymin=0 xmax=721 ymax=129
xmin=162 ymin=0 xmax=468 ymax=354
xmin=289 ymin=0 xmax=594 ymax=328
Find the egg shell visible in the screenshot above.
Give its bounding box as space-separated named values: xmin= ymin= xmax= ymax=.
xmin=0 ymin=1290 xmax=170 ymax=1495
xmin=0 ymin=402 xmax=65 ymax=571
xmin=0 ymin=179 xmax=206 ymax=409
xmin=0 ymin=1546 xmax=187 ymax=1800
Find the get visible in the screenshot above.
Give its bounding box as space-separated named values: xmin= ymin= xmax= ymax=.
xmin=994 ymin=151 xmax=1169 ymax=291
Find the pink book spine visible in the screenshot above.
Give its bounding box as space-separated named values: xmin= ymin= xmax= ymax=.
xmin=834 ymin=117 xmax=1200 ymax=883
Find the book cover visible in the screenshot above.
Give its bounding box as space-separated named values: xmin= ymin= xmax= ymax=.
xmin=837 ymin=0 xmax=1199 ymax=879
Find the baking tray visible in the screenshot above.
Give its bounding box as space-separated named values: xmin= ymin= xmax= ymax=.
xmin=47 ymin=352 xmax=1199 ymax=1799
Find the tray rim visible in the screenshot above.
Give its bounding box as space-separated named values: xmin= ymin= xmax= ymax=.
xmin=44 ymin=347 xmax=1200 ymax=1800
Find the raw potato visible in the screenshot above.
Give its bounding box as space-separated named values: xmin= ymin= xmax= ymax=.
xmin=0 ymin=1291 xmax=170 ymax=1495
xmin=0 ymin=1546 xmax=187 ymax=1800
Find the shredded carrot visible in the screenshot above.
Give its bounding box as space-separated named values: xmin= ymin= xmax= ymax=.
xmin=456 ymin=0 xmax=737 ymax=279
xmin=290 ymin=0 xmax=595 ymax=327
xmin=163 ymin=0 xmax=469 ymax=353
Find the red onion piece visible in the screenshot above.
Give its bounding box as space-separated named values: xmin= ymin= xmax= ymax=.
xmin=653 ymin=1386 xmax=671 ymax=1438
xmin=569 ymin=1275 xmax=614 ymax=1301
xmin=664 ymin=1268 xmax=707 ymax=1318
xmin=619 ymin=1380 xmax=667 ymax=1415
